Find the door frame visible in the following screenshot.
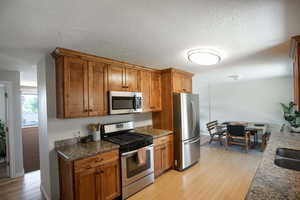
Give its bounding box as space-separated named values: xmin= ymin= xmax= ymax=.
xmin=0 ymin=81 xmax=16 ymax=178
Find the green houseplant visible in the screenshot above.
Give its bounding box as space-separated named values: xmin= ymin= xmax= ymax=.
xmin=280 ymin=101 xmax=300 ymax=132
xmin=0 ymin=119 xmax=6 ymax=158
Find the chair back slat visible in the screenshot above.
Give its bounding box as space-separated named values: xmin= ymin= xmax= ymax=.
xmin=206 ymin=120 xmax=218 ymax=134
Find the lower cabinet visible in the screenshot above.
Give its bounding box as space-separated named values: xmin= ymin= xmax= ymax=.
xmin=153 ymin=135 xmax=173 ymax=177
xmin=58 ymin=150 xmax=120 ymax=200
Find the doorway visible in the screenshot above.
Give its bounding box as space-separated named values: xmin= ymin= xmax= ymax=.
xmin=0 ymin=84 xmax=9 ymax=179
xmin=21 ymin=87 xmax=40 ymax=173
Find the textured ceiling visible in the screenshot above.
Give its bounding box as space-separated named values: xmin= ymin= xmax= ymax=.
xmin=0 ymin=0 xmax=300 ymax=85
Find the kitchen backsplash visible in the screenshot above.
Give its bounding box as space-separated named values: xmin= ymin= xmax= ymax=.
xmin=48 ymin=112 xmax=152 ymax=149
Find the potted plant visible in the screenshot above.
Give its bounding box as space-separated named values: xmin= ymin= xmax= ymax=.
xmin=280 ymin=102 xmax=300 ymax=132
xmin=0 ymin=119 xmax=6 ymax=159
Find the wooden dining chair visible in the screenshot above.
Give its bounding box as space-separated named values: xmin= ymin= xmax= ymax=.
xmin=206 ymin=120 xmax=226 ymax=145
xmin=226 ymin=125 xmax=251 ymax=152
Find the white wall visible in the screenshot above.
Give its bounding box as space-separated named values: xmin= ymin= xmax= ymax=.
xmin=193 ymin=75 xmax=293 ymax=134
xmin=0 ymin=70 xmax=23 ymax=177
xmin=0 ymin=86 xmax=5 ymax=121
xmin=37 ymin=55 xmax=152 ymax=200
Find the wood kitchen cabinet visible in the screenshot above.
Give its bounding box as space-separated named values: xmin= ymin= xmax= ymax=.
xmin=141 ymin=70 xmax=162 ymax=112
xmin=58 ymin=150 xmax=120 ymax=200
xmin=153 ymin=68 xmax=193 ymax=131
xmin=291 ymin=36 xmax=300 ymax=111
xmin=173 ymin=71 xmax=192 ymax=93
xmin=53 ymin=50 xmax=108 ymax=118
xmin=153 ymin=135 xmax=173 ymax=177
xmin=108 ymin=63 xmax=140 ymax=92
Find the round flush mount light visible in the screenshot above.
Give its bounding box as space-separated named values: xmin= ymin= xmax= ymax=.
xmin=187 ymin=49 xmax=221 ymax=65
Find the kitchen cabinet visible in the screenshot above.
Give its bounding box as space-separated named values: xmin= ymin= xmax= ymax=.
xmin=153 ymin=135 xmax=173 ymax=177
xmin=58 ymin=150 xmax=120 ymax=200
xmin=141 ymin=70 xmax=162 ymax=112
xmin=88 ymin=62 xmax=108 ymax=116
xmin=54 ymin=54 xmax=108 ymax=118
xmin=153 ymin=68 xmax=193 ymax=131
xmin=291 ymin=36 xmax=300 ymax=111
xmin=108 ymin=63 xmax=140 ymax=92
xmin=173 ymin=71 xmax=192 ymax=93
xmin=150 ymin=72 xmax=162 ymax=111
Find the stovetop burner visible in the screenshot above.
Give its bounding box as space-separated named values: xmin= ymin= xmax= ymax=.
xmin=102 ymin=131 xmax=153 ymax=153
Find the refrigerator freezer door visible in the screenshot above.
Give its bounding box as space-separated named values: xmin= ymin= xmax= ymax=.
xmin=173 ymin=93 xmax=200 ymax=141
xmin=181 ymin=136 xmax=200 ymax=170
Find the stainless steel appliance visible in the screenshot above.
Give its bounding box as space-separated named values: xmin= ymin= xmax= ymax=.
xmin=109 ymin=91 xmax=143 ymax=114
xmin=173 ymin=93 xmax=200 ymax=171
xmin=101 ymin=121 xmax=154 ymax=199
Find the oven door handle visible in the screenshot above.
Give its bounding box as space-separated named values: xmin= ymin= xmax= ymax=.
xmin=121 ymin=145 xmax=153 ymax=156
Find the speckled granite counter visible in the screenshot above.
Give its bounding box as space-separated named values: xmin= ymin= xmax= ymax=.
xmin=246 ymin=131 xmax=300 ymax=200
xmin=135 ymin=126 xmax=173 ymax=138
xmin=55 ymin=139 xmax=119 ymax=161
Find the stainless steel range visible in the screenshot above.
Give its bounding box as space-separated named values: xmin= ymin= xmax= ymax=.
xmin=101 ymin=121 xmax=154 ymax=199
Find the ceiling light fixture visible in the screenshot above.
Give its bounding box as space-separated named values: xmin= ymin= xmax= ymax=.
xmin=187 ymin=49 xmax=221 ymax=65
xmin=228 ymin=75 xmax=240 ymax=81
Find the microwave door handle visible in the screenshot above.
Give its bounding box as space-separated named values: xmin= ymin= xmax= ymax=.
xmin=133 ymin=96 xmax=137 ymax=110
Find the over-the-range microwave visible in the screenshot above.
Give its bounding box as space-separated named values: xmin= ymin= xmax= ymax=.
xmin=109 ymin=91 xmax=143 ymax=114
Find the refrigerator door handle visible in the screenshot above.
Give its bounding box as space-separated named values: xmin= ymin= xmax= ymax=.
xmin=184 ymin=137 xmax=200 ymax=144
xmin=191 ymin=101 xmax=197 ymax=133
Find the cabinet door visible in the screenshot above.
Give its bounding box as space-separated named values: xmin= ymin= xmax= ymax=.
xmin=182 ymin=75 xmax=192 ymax=93
xmin=88 ymin=62 xmax=108 ymax=116
xmin=140 ymin=70 xmax=152 ymax=112
xmin=99 ymin=160 xmax=120 ymax=200
xmin=154 ymin=145 xmax=163 ymax=177
xmin=125 ymin=66 xmax=140 ymax=92
xmin=173 ymin=72 xmax=183 ymax=93
xmin=165 ymin=141 xmax=173 ymax=169
xmin=150 ymin=72 xmax=162 ymax=111
xmin=108 ymin=63 xmax=125 ymax=91
xmin=74 ymin=168 xmax=97 ymax=200
xmin=64 ymin=57 xmax=89 ymax=118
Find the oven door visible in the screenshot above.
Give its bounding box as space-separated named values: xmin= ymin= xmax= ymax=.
xmin=109 ymin=91 xmax=143 ymax=114
xmin=121 ymin=145 xmax=154 ymax=186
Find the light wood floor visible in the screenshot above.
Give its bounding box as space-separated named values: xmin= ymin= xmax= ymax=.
xmin=0 ymin=143 xmax=262 ymax=200
xmin=0 ymin=170 xmax=43 ymax=200
xmin=129 ymin=144 xmax=262 ymax=200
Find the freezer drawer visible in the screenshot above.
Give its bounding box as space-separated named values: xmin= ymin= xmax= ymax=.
xmin=177 ymin=137 xmax=200 ymax=171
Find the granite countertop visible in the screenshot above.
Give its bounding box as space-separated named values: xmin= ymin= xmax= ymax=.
xmin=246 ymin=131 xmax=300 ymax=200
xmin=56 ymin=139 xmax=119 ymax=161
xmin=134 ymin=126 xmax=173 ymax=138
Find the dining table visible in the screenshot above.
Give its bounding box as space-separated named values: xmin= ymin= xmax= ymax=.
xmin=217 ymin=122 xmax=269 ymax=146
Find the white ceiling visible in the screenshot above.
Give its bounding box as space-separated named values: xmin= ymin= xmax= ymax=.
xmin=0 ymin=0 xmax=300 ymax=85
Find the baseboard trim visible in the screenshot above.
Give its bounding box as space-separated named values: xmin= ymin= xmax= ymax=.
xmin=14 ymin=168 xmax=24 ymax=178
xmin=40 ymin=185 xmax=51 ymax=200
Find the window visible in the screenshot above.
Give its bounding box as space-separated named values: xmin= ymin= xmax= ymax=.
xmin=21 ymin=94 xmax=38 ymax=127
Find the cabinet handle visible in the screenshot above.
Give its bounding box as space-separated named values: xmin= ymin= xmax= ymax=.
xmin=89 ymin=109 xmax=93 ymax=112
xmin=150 ymin=106 xmax=155 ymax=109
xmin=96 ymin=158 xmax=103 ymax=163
xmin=85 ymin=165 xmax=92 ymax=169
xmin=84 ymin=109 xmax=89 ymax=112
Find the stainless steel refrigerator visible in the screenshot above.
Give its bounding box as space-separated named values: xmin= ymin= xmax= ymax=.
xmin=173 ymin=93 xmax=200 ymax=171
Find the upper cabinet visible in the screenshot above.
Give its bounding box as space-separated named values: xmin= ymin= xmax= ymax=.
xmin=291 ymin=36 xmax=300 ymax=111
xmin=173 ymin=71 xmax=192 ymax=93
xmin=55 ymin=55 xmax=108 ymax=118
xmin=140 ymin=70 xmax=162 ymax=112
xmin=152 ymin=68 xmax=193 ymax=131
xmin=52 ymin=48 xmax=191 ymax=119
xmin=150 ymin=71 xmax=162 ymax=111
xmin=107 ymin=63 xmax=140 ymax=92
